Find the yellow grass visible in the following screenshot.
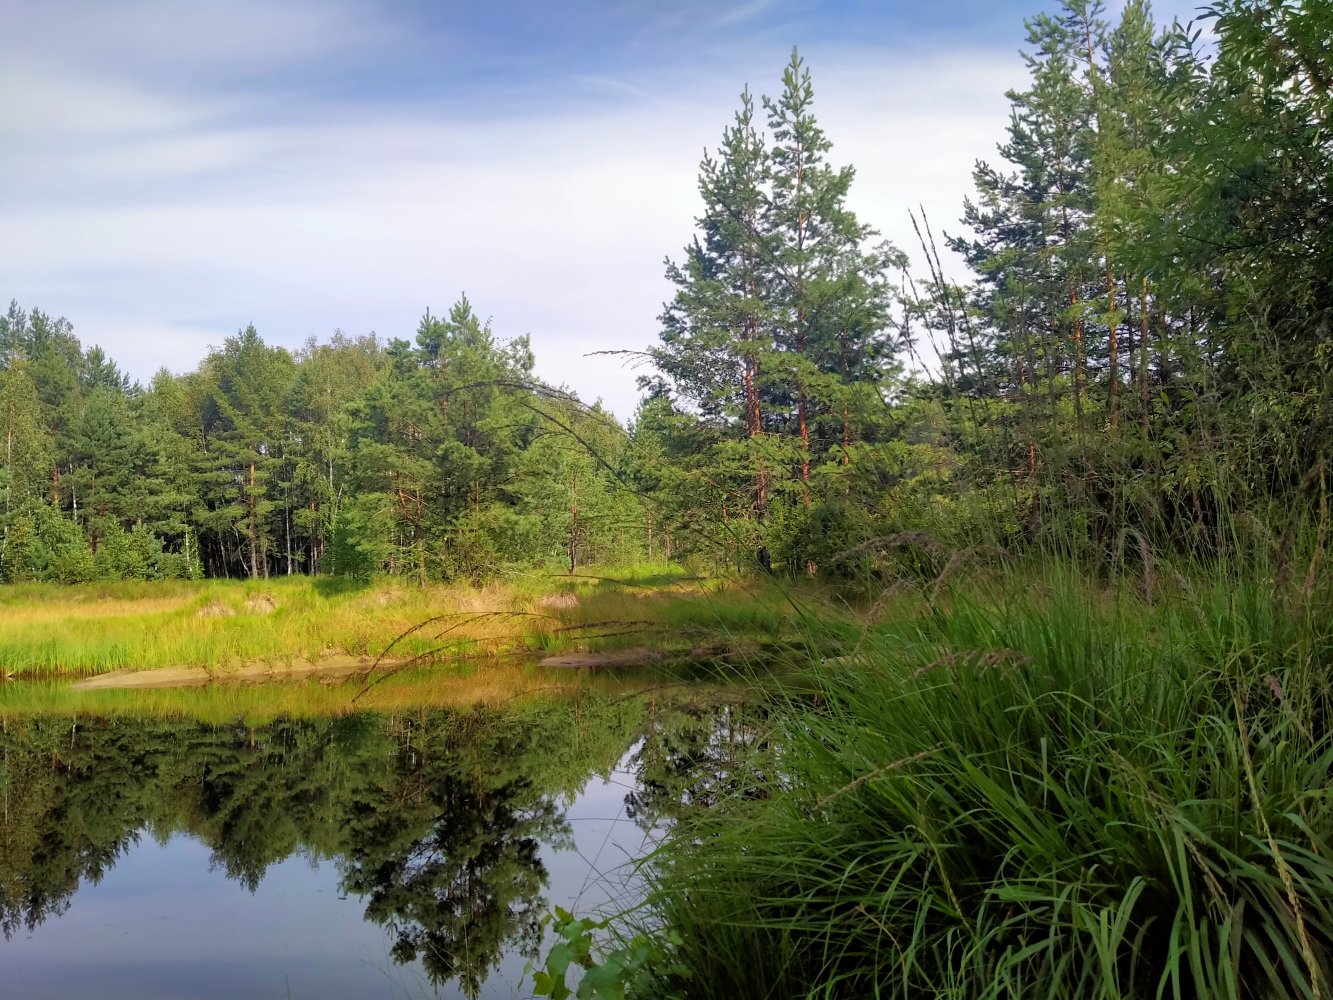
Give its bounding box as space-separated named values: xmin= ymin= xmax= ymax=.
xmin=0 ymin=662 xmax=698 ymax=724
xmin=0 ymin=566 xmax=811 ymax=679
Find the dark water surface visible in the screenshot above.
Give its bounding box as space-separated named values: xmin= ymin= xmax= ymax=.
xmin=0 ymin=699 xmax=712 ymax=999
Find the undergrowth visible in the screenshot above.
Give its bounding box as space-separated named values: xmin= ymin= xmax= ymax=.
xmin=622 ymin=552 xmax=1333 ymax=999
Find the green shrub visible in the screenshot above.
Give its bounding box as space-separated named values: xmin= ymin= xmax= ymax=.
xmin=2 ymin=501 xmax=94 ymax=583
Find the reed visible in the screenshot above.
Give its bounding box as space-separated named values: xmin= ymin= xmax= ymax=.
xmin=639 ymin=552 xmax=1333 ymax=999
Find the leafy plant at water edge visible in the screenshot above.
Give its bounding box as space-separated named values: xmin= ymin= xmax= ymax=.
xmin=531 ymin=907 xmax=687 ymax=1000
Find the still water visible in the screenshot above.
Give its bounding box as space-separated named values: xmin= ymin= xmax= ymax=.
xmin=0 ymin=699 xmax=717 ymax=999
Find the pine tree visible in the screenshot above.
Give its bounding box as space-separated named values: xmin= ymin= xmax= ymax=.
xmin=762 ymin=49 xmax=900 ymax=480
xmin=651 ymin=52 xmax=901 ymax=568
xmin=655 ymin=87 xmax=774 ymax=526
xmin=950 ymin=3 xmax=1098 ymax=448
xmin=290 ymin=332 xmax=385 ymax=573
xmin=0 ymin=360 xmax=51 ymax=515
xmin=199 ymin=325 xmax=297 ymax=578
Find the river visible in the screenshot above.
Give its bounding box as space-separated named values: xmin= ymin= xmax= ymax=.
xmin=0 ymin=697 xmax=723 ymax=999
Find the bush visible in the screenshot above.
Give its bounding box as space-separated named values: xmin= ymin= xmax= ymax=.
xmin=1 ymin=501 xmax=94 ymax=583
xmin=93 ymin=523 xmax=150 ymax=580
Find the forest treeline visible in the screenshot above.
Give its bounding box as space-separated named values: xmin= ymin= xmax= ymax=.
xmin=0 ymin=300 xmax=645 ymax=581
xmin=2 ymin=0 xmax=1328 ymax=583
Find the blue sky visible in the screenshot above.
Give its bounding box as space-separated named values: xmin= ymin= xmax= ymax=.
xmin=2 ymin=0 xmax=1209 ymax=418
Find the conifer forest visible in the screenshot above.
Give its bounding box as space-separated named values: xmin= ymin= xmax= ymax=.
xmin=3 ymin=0 xmax=1329 ymax=589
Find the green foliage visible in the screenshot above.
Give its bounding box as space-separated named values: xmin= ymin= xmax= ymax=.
xmin=648 ymin=52 xmax=905 ymax=570
xmin=1 ymin=500 xmax=94 ymax=583
xmin=642 ymin=557 xmax=1333 ymax=998
xmin=444 ymin=503 xmax=541 ymax=579
xmin=327 ymin=492 xmax=397 ymax=579
xmin=91 ymin=523 xmax=151 ymax=580
xmin=0 ymin=358 xmax=51 ymax=506
xmin=531 ymin=908 xmax=686 ymax=1000
xmin=0 ymin=297 xmax=645 ymax=584
xmin=919 ymin=0 xmax=1333 ymax=554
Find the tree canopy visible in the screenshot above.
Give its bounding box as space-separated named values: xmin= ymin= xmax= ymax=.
xmin=4 ymin=2 xmax=1328 ymax=582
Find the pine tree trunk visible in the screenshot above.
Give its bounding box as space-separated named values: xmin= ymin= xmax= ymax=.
xmin=569 ymin=472 xmax=578 ymax=574
xmin=569 ymin=503 xmax=578 ymax=575
xmin=1140 ymin=277 xmax=1151 ymax=435
xmin=744 ymin=235 xmax=766 ymax=518
xmin=1071 ymin=285 xmax=1084 ymax=426
xmin=1018 ymin=343 xmax=1036 ymax=476
xmin=796 ymin=324 xmax=810 ymax=486
xmin=1126 ymin=277 xmax=1137 ymax=422
xmin=840 ymin=345 xmax=851 ymax=466
xmin=1108 ymin=266 xmax=1119 ymax=430
xmin=745 ymin=347 xmax=767 ymax=515
xmin=743 ymin=311 xmax=762 ymax=439
xmin=798 ymin=389 xmax=810 ymax=483
xmin=795 ymin=161 xmax=810 ymax=486
xmin=1059 ymin=197 xmax=1083 ymax=429
xmin=248 ymin=460 xmax=258 ymax=580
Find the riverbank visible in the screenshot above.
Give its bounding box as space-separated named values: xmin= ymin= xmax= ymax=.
xmin=0 ymin=565 xmax=814 ymax=680
xmin=552 ymin=556 xmax=1333 ymax=999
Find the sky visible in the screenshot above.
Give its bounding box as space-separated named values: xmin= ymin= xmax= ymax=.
xmin=2 ymin=0 xmax=1211 ymax=420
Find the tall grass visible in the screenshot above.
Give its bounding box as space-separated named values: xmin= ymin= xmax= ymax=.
xmin=0 ymin=565 xmax=805 ymax=677
xmin=642 ymin=556 xmax=1333 ymax=999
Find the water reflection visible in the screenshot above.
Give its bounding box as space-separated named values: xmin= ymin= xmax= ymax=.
xmin=0 ymin=702 xmax=639 ymax=998
xmin=626 ymin=702 xmax=779 ymax=829
xmin=0 ymin=697 xmax=768 ymax=999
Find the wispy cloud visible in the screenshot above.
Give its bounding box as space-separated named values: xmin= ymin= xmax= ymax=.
xmin=713 ymin=0 xmax=780 ymax=29
xmin=8 ymin=0 xmax=405 ymax=83
xmin=3 ymin=0 xmax=1028 ymax=418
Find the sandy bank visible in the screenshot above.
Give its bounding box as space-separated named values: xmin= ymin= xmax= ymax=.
xmin=70 ymin=655 xmax=406 ymax=690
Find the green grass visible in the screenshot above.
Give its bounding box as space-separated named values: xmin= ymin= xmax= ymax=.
xmin=0 ymin=663 xmax=699 ymax=725
xmin=635 ymin=556 xmax=1333 ymax=999
xmin=0 ymin=564 xmax=814 ymax=678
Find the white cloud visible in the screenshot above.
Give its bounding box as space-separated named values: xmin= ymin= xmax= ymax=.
xmin=2 ymin=9 xmax=1018 ymax=420
xmin=5 ymin=0 xmax=404 ymax=83
xmin=713 ymin=0 xmax=780 ymax=29
xmin=0 ymin=64 xmax=212 ymax=139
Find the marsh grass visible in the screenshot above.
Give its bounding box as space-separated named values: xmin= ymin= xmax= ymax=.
xmin=0 ymin=664 xmax=702 ymax=725
xmin=641 ymin=554 xmax=1333 ymax=999
xmin=0 ymin=564 xmax=810 ymax=678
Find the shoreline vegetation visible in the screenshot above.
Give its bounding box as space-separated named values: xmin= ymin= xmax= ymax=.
xmin=4 ymin=0 xmax=1332 ymax=996
xmin=633 ymin=551 xmax=1333 ymax=999
xmin=0 ymin=564 xmax=806 ymax=680
xmin=0 ymin=565 xmax=813 ymax=720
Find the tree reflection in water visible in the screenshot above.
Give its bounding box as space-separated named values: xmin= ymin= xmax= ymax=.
xmin=0 ymin=699 xmax=646 ymax=997
xmin=337 ymin=716 xmax=576 ymax=996
xmin=625 ymin=701 xmax=777 ymax=831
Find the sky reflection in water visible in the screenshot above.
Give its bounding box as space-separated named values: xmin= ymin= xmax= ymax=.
xmin=0 ymin=703 xmax=697 ymax=1000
